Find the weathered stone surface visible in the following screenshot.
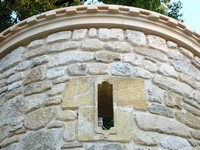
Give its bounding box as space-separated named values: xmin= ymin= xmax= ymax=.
xmin=24 ymin=81 xmax=52 ymax=96
xmin=175 ymin=112 xmax=200 ymax=129
xmin=27 ymin=39 xmax=44 ymax=49
xmin=63 ymin=121 xmax=76 ymax=142
xmin=7 ymin=81 xmax=22 ymax=91
xmin=135 ymin=113 xmax=191 ymax=138
xmin=16 ymin=60 xmax=31 ymax=71
xmin=72 ymin=29 xmax=87 ymax=40
xmin=143 ymin=60 xmax=157 ymax=72
xmin=88 ymin=63 xmax=109 ymax=75
xmin=192 ymin=56 xmax=200 ymax=70
xmin=1 ymin=143 xmax=18 ymax=150
xmin=5 ymin=87 xmax=22 ymax=100
xmin=147 ymin=35 xmax=167 ymax=53
xmin=88 ymin=28 xmax=97 ymax=38
xmin=86 ymin=144 xmax=124 ymax=150
xmin=48 ymin=83 xmax=66 ymax=96
xmin=46 ymin=67 xmax=66 ymax=79
xmin=190 ymin=129 xmax=200 ymax=140
xmin=24 ymin=47 xmax=47 ymax=59
xmin=183 ymin=97 xmax=200 ymax=111
xmin=46 ymin=31 xmax=71 ymax=43
xmin=163 ymin=91 xmax=182 ymax=109
xmin=158 ymin=63 xmax=178 ymax=78
xmin=53 ymin=76 xmax=69 ymax=84
xmin=153 ymin=75 xmax=195 ymax=98
xmin=7 ymin=72 xmax=23 ymax=84
xmin=24 ymin=94 xmax=45 ymax=113
xmin=184 ymin=104 xmax=200 ymax=117
xmin=62 ymin=78 xmax=93 ymax=109
xmin=149 ymin=104 xmax=173 ymax=118
xmin=56 ymin=110 xmax=77 ymax=121
xmin=114 ymin=78 xmax=148 ymax=110
xmin=132 ymin=66 xmax=153 ymax=79
xmin=48 ymin=51 xmax=94 ymax=67
xmin=24 ymin=66 xmax=46 ymax=85
xmin=95 ymin=51 xmax=121 ymax=63
xmin=67 ymin=63 xmax=87 ymax=76
xmin=179 ymin=47 xmax=194 ymax=59
xmin=105 ymin=41 xmax=132 ymax=53
xmin=135 ymin=48 xmax=168 ymax=62
xmin=179 ymin=73 xmax=198 ymax=89
xmin=111 ymin=62 xmax=132 ymax=76
xmin=160 ymin=136 xmax=192 ymax=150
xmin=126 ymin=30 xmax=146 ymax=47
xmin=167 ymin=41 xmax=177 ymax=48
xmin=25 ymin=107 xmax=57 ymax=130
xmin=0 ymin=67 xmax=15 ymax=80
xmin=81 ymin=39 xmax=104 ymax=51
xmin=168 ymin=50 xmax=200 ymax=80
xmin=31 ymin=55 xmax=49 ymax=67
xmin=133 ymin=131 xmax=159 ymax=146
xmin=18 ymin=129 xmax=62 ymax=150
xmin=45 ymin=96 xmax=62 ymax=106
xmin=0 ymin=47 xmax=25 ymax=72
xmin=47 ymin=41 xmax=78 ymax=52
xmin=148 ymin=85 xmax=164 ymax=103
xmin=1 ymin=135 xmax=20 ymax=148
xmin=47 ymin=120 xmax=64 ymax=129
xmin=122 ymin=54 xmax=143 ymax=66
xmin=98 ymin=28 xmax=124 ymax=41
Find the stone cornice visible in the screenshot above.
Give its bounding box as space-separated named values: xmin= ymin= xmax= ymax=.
xmin=0 ymin=5 xmax=200 ymax=58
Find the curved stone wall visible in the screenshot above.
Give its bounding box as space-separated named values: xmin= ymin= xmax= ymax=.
xmin=0 ymin=5 xmax=200 ymax=150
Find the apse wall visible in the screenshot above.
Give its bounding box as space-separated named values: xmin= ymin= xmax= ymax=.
xmin=0 ymin=5 xmax=200 ymax=150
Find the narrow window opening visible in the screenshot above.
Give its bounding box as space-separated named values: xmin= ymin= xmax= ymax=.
xmin=98 ymin=81 xmax=114 ymax=130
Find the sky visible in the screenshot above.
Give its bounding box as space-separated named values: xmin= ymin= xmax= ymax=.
xmin=172 ymin=0 xmax=200 ymax=33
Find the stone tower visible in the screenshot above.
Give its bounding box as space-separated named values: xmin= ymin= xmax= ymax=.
xmin=0 ymin=5 xmax=200 ymax=150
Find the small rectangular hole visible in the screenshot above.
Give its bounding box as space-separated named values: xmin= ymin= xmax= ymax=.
xmin=18 ymin=21 xmax=27 ymax=27
xmin=36 ymin=14 xmax=46 ymax=20
xmin=56 ymin=9 xmax=66 ymax=15
xmin=177 ymin=22 xmax=186 ymax=30
xmin=2 ymin=29 xmax=11 ymax=36
xmin=159 ymin=15 xmax=169 ymax=22
xmin=119 ymin=7 xmax=129 ymax=12
xmin=140 ymin=10 xmax=150 ymax=16
xmin=98 ymin=6 xmax=109 ymax=11
xmin=76 ymin=7 xmax=87 ymax=11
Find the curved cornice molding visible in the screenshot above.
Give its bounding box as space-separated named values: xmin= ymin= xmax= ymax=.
xmin=0 ymin=5 xmax=200 ymax=58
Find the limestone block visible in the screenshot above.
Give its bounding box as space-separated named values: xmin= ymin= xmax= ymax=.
xmin=48 ymin=51 xmax=94 ymax=67
xmin=63 ymin=121 xmax=76 ymax=142
xmin=46 ymin=31 xmax=71 ymax=43
xmin=24 ymin=94 xmax=46 ymax=113
xmin=0 ymin=67 xmax=15 ymax=79
xmin=179 ymin=47 xmax=194 ymax=59
xmin=18 ymin=129 xmax=62 ymax=150
xmin=167 ymin=41 xmax=177 ymax=48
xmin=7 ymin=72 xmax=23 ymax=84
xmin=0 ymin=46 xmax=25 ymax=72
xmin=160 ymin=136 xmax=192 ymax=150
xmin=72 ymin=29 xmax=87 ymax=40
xmin=158 ymin=63 xmax=178 ymax=78
xmin=98 ymin=28 xmax=124 ymax=41
xmin=132 ymin=66 xmax=153 ymax=79
xmin=95 ymin=51 xmax=121 ymax=63
xmin=24 ymin=81 xmax=52 ymax=96
xmin=48 ymin=83 xmax=66 ymax=96
xmin=153 ymin=75 xmax=195 ymax=98
xmin=46 ymin=67 xmax=66 ymax=79
xmin=86 ymin=144 xmax=124 ymax=150
xmin=7 ymin=81 xmax=22 ymax=91
xmin=111 ymin=62 xmax=132 ymax=76
xmin=24 ymin=47 xmax=47 ymax=59
xmin=133 ymin=131 xmax=159 ymax=146
xmin=81 ymin=39 xmax=104 ymax=51
xmin=126 ymin=30 xmax=146 ymax=47
xmin=56 ymin=110 xmax=77 ymax=121
xmin=105 ymin=41 xmax=132 ymax=53
xmin=190 ymin=129 xmax=200 ymax=140
xmin=163 ymin=91 xmax=182 ymax=109
xmin=114 ymin=78 xmax=148 ymax=110
xmin=88 ymin=28 xmax=97 ymax=38
xmin=175 ymin=112 xmax=200 ymax=129
xmin=47 ymin=120 xmax=65 ymax=129
xmin=122 ymin=54 xmax=143 ymax=66
xmin=148 ymin=85 xmax=165 ymax=103
xmin=149 ymin=104 xmax=173 ymax=118
xmin=62 ymin=77 xmax=94 ymax=109
xmin=135 ymin=113 xmax=191 ymax=138
xmin=143 ymin=60 xmax=157 ymax=72
xmin=179 ymin=73 xmax=198 ymax=89
xmin=47 ymin=41 xmax=78 ymax=52
xmin=0 ymin=126 xmax=10 ymax=143
xmin=147 ymin=35 xmax=167 ymax=53
xmin=24 ymin=107 xmax=57 ymax=130
xmin=27 ymin=39 xmax=44 ymax=49
xmin=88 ymin=63 xmax=109 ymax=75
xmin=135 ymin=48 xmax=168 ymax=62
xmin=67 ymin=63 xmax=87 ymax=76
xmin=16 ymin=60 xmax=31 ymax=71
xmin=24 ymin=66 xmax=46 ymax=85
xmin=168 ymin=50 xmax=200 ymax=81
xmin=1 ymin=135 xmax=20 ymax=148
xmin=31 ymin=55 xmax=49 ymax=67
xmin=184 ymin=104 xmax=200 ymax=117
xmin=183 ymin=97 xmax=200 ymax=111
xmin=45 ymin=96 xmax=62 ymax=106
xmin=5 ymin=87 xmax=22 ymax=101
